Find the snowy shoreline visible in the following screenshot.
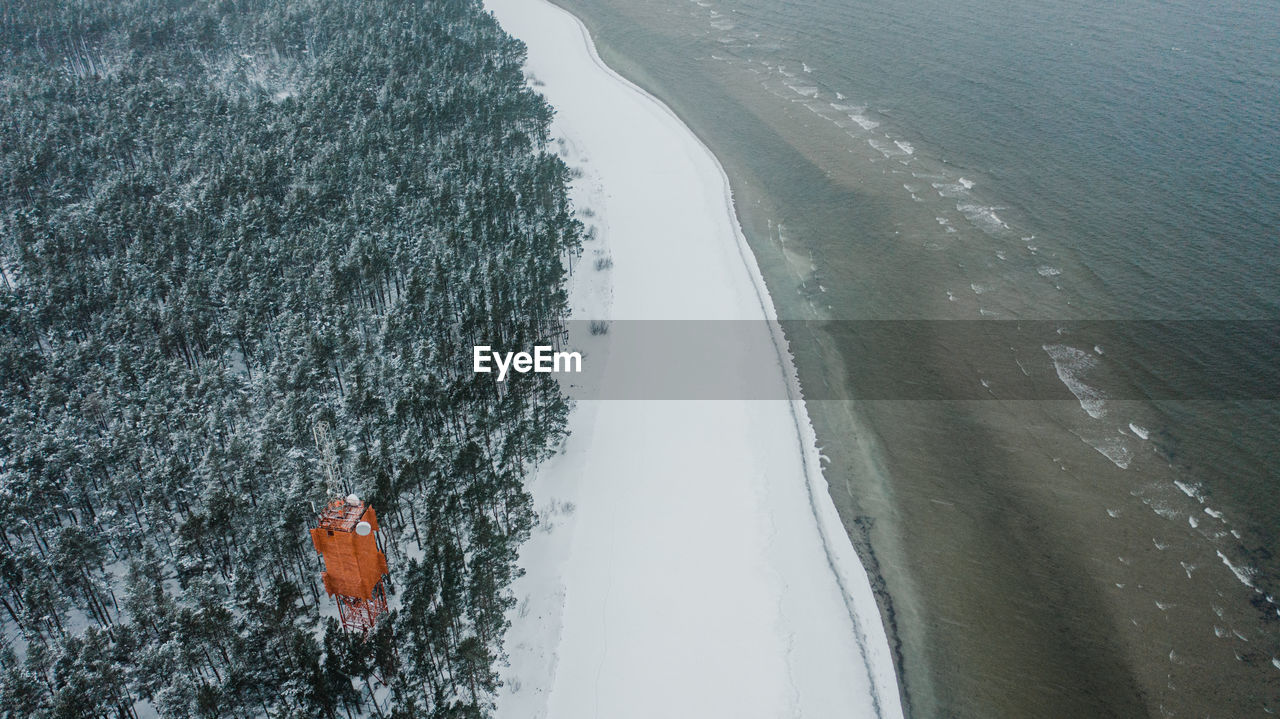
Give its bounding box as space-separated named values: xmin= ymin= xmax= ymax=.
xmin=484 ymin=0 xmax=903 ymax=716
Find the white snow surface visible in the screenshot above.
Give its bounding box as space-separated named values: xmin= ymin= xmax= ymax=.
xmin=485 ymin=1 xmax=903 ymax=718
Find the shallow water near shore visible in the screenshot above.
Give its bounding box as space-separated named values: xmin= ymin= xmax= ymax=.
xmin=540 ymin=0 xmax=1280 ymax=714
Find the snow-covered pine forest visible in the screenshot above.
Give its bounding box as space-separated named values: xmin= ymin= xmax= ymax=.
xmin=0 ymin=0 xmax=582 ymax=715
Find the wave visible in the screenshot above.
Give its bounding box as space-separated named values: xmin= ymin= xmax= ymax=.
xmin=847 ymin=113 xmax=879 ymax=131
xmin=785 ymin=82 xmax=819 ymax=97
xmin=869 ymin=137 xmax=913 ymax=157
xmin=1073 ymin=429 xmax=1133 ymax=468
xmin=1094 ymin=437 xmax=1134 ymax=468
xmin=1174 ymin=479 xmax=1203 ymax=501
xmin=931 ymin=181 xmax=969 ymax=198
xmin=1043 ymin=343 xmax=1107 ymax=418
xmin=957 ymin=203 xmax=1009 ymax=233
xmin=1216 ymin=550 xmax=1259 ymax=592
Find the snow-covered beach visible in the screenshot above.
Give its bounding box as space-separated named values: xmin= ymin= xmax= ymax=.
xmin=484 ymin=0 xmax=903 ymax=717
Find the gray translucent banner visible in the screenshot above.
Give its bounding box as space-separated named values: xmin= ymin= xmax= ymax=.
xmin=475 ymin=320 xmax=1280 ymax=400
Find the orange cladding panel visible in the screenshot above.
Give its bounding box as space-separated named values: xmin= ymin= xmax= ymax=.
xmin=311 ymin=505 xmax=388 ymax=600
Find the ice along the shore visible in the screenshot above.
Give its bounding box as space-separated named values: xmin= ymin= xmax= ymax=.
xmin=483 ymin=0 xmax=904 ymax=717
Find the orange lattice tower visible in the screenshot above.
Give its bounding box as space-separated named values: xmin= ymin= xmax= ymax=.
xmin=311 ymin=496 xmax=390 ymax=633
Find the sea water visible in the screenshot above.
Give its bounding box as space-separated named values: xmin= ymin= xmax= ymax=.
xmin=545 ymin=0 xmax=1279 ymax=714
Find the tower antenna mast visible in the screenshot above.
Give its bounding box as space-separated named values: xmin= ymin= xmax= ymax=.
xmin=312 ymin=420 xmax=343 ymax=497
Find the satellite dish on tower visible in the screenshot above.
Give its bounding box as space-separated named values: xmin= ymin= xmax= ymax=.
xmin=355 ymin=521 xmax=372 ymax=536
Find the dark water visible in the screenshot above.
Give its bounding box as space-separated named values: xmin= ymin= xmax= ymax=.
xmin=540 ymin=0 xmax=1280 ymax=715
xmin=746 ymin=0 xmax=1280 ymax=320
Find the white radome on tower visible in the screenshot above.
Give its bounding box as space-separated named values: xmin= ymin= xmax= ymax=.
xmin=355 ymin=521 xmax=373 ymax=536
xmin=346 ymin=494 xmax=360 ymax=505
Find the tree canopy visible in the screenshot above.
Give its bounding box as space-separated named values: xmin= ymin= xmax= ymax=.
xmin=0 ymin=0 xmax=581 ymax=716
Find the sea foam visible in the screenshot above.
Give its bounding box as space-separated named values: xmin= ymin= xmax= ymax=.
xmin=957 ymin=203 xmax=1009 ymax=233
xmin=1044 ymin=343 xmax=1107 ymax=418
xmin=1217 ymin=550 xmax=1259 ymax=592
xmin=1075 ymin=430 xmax=1133 ymax=468
xmin=1174 ymin=479 xmax=1203 ymax=501
xmin=849 ymin=114 xmax=879 ymax=131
